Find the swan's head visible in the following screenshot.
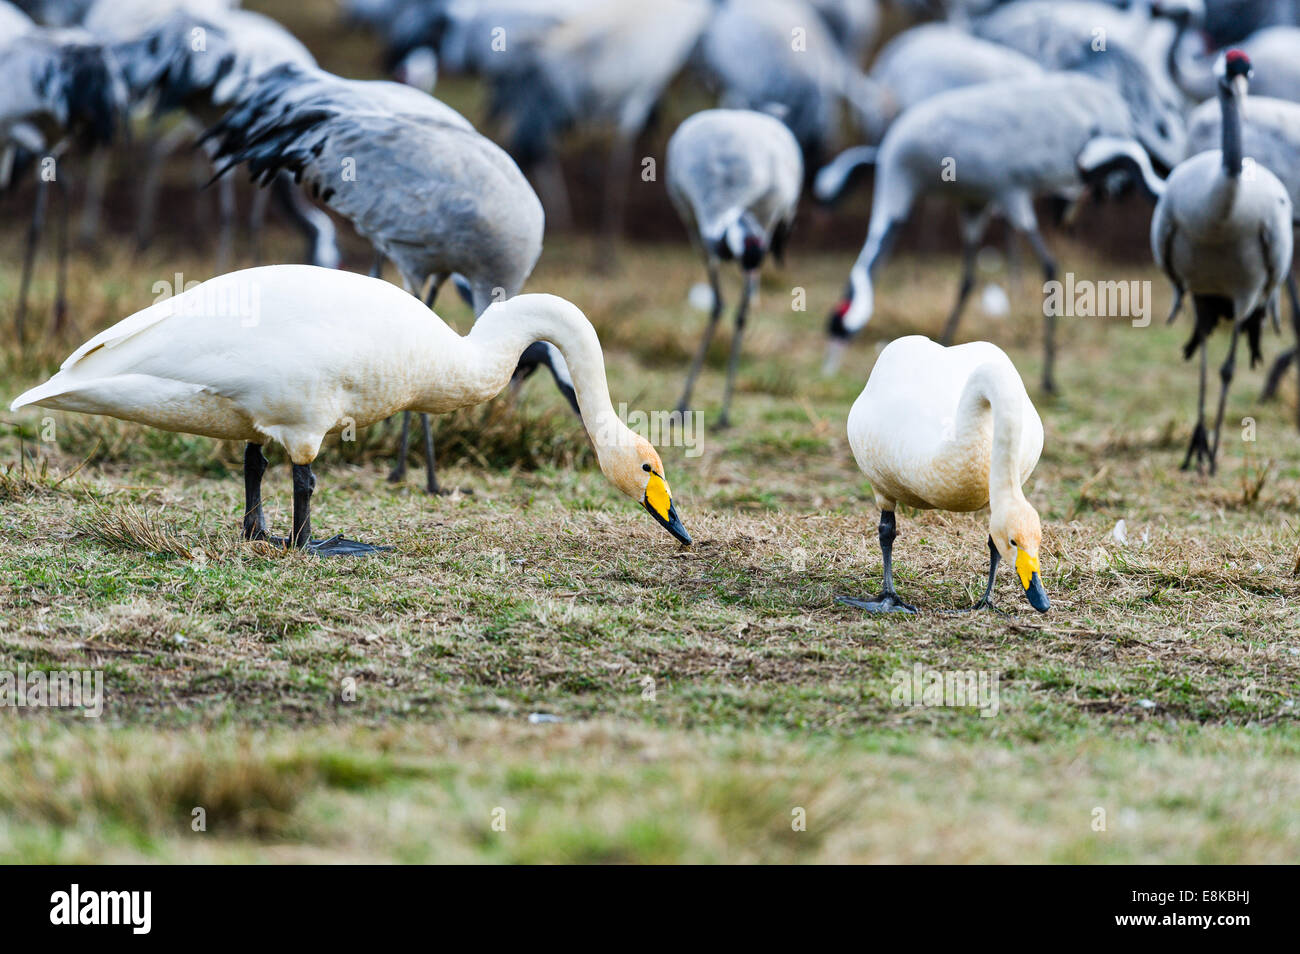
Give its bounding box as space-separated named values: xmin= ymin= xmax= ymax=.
xmin=598 ymin=433 xmax=692 ymax=546
xmin=991 ymin=500 xmax=1049 ymax=614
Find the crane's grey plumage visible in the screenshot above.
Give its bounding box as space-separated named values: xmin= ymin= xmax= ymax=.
xmin=483 ymin=0 xmax=708 ymax=262
xmin=2 ymin=24 xmax=123 ymax=342
xmin=821 ymin=72 xmax=1161 ymax=392
xmin=846 ymin=23 xmax=1043 ymax=142
xmin=113 ymin=8 xmax=340 ymax=268
xmin=695 ymin=0 xmax=877 ymax=165
xmin=808 ymin=0 xmax=880 ymax=60
xmin=1167 ymin=19 xmax=1300 ymax=103
xmin=668 ymin=108 xmax=802 ymax=428
xmin=973 ymin=6 xmax=1187 ymax=172
xmin=204 ymin=74 xmax=575 ymax=493
xmin=1151 ymin=51 xmax=1293 ymax=473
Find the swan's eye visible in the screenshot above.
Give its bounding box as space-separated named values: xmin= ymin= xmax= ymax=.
xmin=642 ymin=463 xmax=652 ymax=472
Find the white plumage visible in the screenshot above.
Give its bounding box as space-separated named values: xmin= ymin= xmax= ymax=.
xmin=11 ymin=266 xmax=692 ymax=551
xmin=841 ymin=335 xmax=1049 ymax=615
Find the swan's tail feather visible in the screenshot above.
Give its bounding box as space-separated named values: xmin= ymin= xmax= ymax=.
xmin=10 ymin=377 xmax=74 ymax=412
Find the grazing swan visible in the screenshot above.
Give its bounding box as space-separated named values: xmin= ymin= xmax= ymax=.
xmin=841 ymin=336 xmax=1049 ymax=615
xmin=10 ymin=265 xmax=692 ymax=554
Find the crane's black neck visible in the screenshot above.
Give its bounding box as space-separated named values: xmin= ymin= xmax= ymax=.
xmin=1219 ymin=82 xmax=1244 ymax=178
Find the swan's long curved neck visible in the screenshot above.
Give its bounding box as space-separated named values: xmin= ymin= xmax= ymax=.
xmin=955 ymin=361 xmax=1027 ymax=509
xmin=434 ymin=295 xmax=623 ymax=449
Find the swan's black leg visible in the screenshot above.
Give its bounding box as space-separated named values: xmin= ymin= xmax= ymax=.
xmin=289 ymin=462 xmax=389 ymax=556
xmin=242 ymin=443 xmax=274 ymax=542
xmin=962 ymin=536 xmax=1008 ymax=616
xmin=290 ymin=463 xmax=315 ymax=549
xmin=837 ymin=510 xmax=918 ymax=614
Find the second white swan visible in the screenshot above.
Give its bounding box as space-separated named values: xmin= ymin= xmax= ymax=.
xmin=843 ymin=336 xmax=1049 ymax=614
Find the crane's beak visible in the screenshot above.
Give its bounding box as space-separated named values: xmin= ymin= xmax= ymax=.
xmin=1016 ymin=550 xmax=1050 ymax=613
xmin=643 ymin=472 xmax=691 ymax=545
xmin=1232 ymin=74 xmax=1249 ymax=103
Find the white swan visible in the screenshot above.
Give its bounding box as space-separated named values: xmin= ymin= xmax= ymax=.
xmin=10 ymin=265 xmax=692 ymax=554
xmin=842 ymin=336 xmax=1049 ymax=614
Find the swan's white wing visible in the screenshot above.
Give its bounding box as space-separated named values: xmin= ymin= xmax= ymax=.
xmin=60 ymin=295 xmax=178 ymax=370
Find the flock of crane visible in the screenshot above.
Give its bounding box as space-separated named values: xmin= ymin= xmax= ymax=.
xmin=4 ymin=0 xmax=1300 ymax=613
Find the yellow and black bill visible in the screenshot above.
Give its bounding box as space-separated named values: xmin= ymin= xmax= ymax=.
xmin=642 ymin=471 xmax=692 ymax=545
xmin=1015 ymin=550 xmax=1050 ymax=613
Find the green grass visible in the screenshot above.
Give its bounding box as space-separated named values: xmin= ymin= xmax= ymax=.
xmin=0 ymin=0 xmax=1297 ymax=862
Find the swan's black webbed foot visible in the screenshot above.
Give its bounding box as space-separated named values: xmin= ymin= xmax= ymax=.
xmin=304 ymin=534 xmax=392 ymax=557
xmin=836 ymin=592 xmax=917 ymax=614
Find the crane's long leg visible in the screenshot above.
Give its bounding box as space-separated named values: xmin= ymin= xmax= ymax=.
xmin=1259 ymin=272 xmax=1299 ymax=409
xmin=388 ymin=274 xmax=451 ymax=495
xmin=595 ymin=134 xmax=635 ymax=273
xmin=135 ymin=119 xmax=192 ymax=249
xmin=717 ymin=269 xmax=757 ymax=430
xmin=939 ymin=206 xmax=990 ymax=346
xmin=249 ymin=186 xmax=270 ymax=265
xmin=47 ymin=173 xmax=71 ymax=338
xmin=215 ymin=174 xmax=235 ymax=275
xmin=836 ymin=510 xmax=917 ymax=614
xmin=77 ymin=146 xmax=109 ymax=245
xmin=1182 ymin=341 xmax=1211 ymax=472
xmin=1207 ymin=317 xmax=1244 ymax=475
xmin=15 ymin=173 xmax=50 ymax=348
xmin=389 ymin=413 xmax=413 ymax=485
xmin=270 ymin=172 xmax=339 ymax=268
xmin=1023 ymin=228 xmax=1059 ymax=394
xmin=419 ymin=414 xmax=440 ymax=495
xmin=676 ymin=260 xmax=724 ymax=416
xmin=1003 ymin=193 xmax=1059 ymax=393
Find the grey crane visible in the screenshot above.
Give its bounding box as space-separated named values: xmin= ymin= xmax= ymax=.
xmin=2 ymin=23 xmax=123 ymax=344
xmin=481 ymin=0 xmax=709 ymax=265
xmin=1185 ymin=93 xmax=1300 ymax=425
xmin=204 ymin=74 xmax=577 ymax=493
xmin=1164 ymin=10 xmax=1300 ymax=103
xmin=841 ymin=22 xmax=1043 ymax=145
xmin=818 ymin=66 xmax=1166 ymax=392
xmin=112 ymin=7 xmax=342 ymax=269
xmin=971 ymin=1 xmax=1188 ymax=172
xmin=1151 ymin=51 xmax=1293 ymax=473
xmin=668 ymin=108 xmax=803 ymax=429
xmin=695 ymin=0 xmax=876 ymax=167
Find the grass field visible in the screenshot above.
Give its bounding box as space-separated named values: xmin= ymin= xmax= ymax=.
xmin=1 ymin=0 xmax=1298 ymax=863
